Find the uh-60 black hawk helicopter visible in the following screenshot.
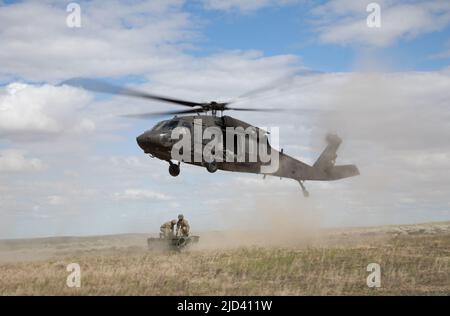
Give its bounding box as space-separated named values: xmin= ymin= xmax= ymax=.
xmin=65 ymin=78 xmax=359 ymax=197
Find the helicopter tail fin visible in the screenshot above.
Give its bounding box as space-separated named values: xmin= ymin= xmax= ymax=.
xmin=313 ymin=133 xmax=342 ymax=171
xmin=310 ymin=134 xmax=359 ymax=180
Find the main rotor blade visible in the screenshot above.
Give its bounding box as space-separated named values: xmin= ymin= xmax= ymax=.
xmin=120 ymin=108 xmax=204 ymax=119
xmin=227 ymin=107 xmax=326 ymax=116
xmin=62 ymin=78 xmax=203 ymax=108
xmin=227 ymin=69 xmax=322 ymax=105
xmin=226 ymin=107 xmax=283 ymax=112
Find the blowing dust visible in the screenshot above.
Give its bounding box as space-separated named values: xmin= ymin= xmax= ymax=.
xmin=310 ymin=69 xmax=450 ymax=226
xmin=197 ymin=187 xmax=324 ymax=249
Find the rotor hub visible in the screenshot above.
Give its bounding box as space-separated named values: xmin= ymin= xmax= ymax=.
xmin=202 ymin=101 xmax=228 ymax=115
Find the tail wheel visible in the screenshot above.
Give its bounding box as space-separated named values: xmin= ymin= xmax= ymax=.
xmin=299 ymin=181 xmax=310 ymax=198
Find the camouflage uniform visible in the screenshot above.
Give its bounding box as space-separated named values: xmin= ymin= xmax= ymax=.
xmin=176 ymin=218 xmax=190 ymax=237
xmin=160 ymin=220 xmax=176 ymax=239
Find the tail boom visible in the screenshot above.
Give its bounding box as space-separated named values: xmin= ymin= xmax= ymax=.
xmin=268 ymin=134 xmax=359 ymax=182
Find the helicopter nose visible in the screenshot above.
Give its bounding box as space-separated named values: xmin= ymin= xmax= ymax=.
xmin=136 ymin=133 xmax=150 ymax=151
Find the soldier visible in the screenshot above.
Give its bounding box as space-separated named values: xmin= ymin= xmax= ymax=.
xmin=176 ymin=214 xmax=190 ymax=237
xmin=160 ymin=219 xmax=177 ymax=239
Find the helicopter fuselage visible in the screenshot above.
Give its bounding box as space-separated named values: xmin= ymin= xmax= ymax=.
xmin=136 ymin=115 xmax=270 ymax=175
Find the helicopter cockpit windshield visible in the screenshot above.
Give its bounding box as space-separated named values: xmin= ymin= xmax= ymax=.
xmin=151 ymin=120 xmax=180 ymax=132
xmin=163 ymin=120 xmax=180 ymax=130
xmin=151 ymin=121 xmax=166 ymax=132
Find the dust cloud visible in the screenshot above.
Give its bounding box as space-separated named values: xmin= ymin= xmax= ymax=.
xmin=310 ymin=69 xmax=450 ymax=226
xmin=197 ymin=188 xmax=324 ymax=249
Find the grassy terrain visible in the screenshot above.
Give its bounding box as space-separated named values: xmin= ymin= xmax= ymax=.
xmin=0 ymin=223 xmax=449 ymax=295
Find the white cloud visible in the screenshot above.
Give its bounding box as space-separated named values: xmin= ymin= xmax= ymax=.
xmin=47 ymin=195 xmax=65 ymax=206
xmin=0 ymin=0 xmax=194 ymax=81
xmin=114 ymin=189 xmax=171 ymax=201
xmin=142 ymin=50 xmax=302 ymax=102
xmin=203 ymin=0 xmax=299 ymax=13
xmin=0 ymin=150 xmax=45 ymax=172
xmin=0 ymin=83 xmax=94 ymax=139
xmin=312 ymin=0 xmax=450 ymax=47
xmin=401 ymin=153 xmax=450 ymax=169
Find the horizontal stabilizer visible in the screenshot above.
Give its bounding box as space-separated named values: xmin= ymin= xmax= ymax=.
xmin=325 ymin=164 xmax=360 ymax=180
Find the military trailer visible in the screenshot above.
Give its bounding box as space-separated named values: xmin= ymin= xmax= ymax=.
xmin=147 ymin=235 xmax=199 ymax=252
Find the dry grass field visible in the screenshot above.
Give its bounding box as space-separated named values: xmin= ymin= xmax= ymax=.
xmin=0 ymin=222 xmax=449 ymax=295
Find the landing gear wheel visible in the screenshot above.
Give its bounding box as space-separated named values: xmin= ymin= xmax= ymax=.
xmin=169 ymin=164 xmax=180 ymax=177
xmin=205 ymin=160 xmax=218 ymax=173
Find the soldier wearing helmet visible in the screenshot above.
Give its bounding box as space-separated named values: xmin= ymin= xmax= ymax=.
xmin=160 ymin=219 xmax=177 ymax=239
xmin=176 ymin=214 xmax=190 ymax=237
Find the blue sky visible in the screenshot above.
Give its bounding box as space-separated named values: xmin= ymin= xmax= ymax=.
xmin=0 ymin=0 xmax=450 ymax=239
xmin=185 ymin=1 xmax=450 ymax=72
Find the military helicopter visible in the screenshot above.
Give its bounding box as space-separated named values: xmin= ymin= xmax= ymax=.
xmin=64 ymin=78 xmax=359 ymax=197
